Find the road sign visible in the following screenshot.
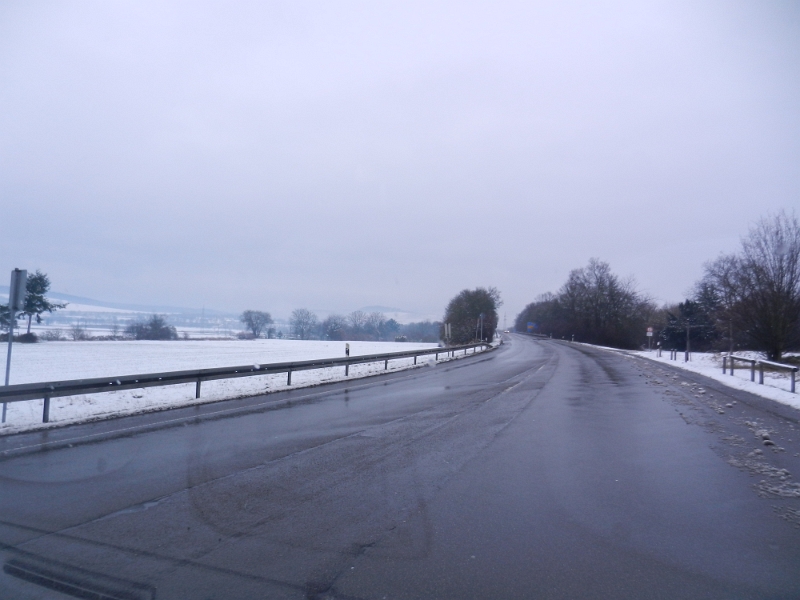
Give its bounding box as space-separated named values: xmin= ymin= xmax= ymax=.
xmin=9 ymin=269 xmax=27 ymax=311
xmin=646 ymin=327 xmax=653 ymax=337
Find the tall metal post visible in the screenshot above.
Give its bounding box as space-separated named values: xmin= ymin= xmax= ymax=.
xmin=3 ymin=268 xmax=27 ymax=423
xmin=4 ymin=314 xmax=13 ymax=388
xmin=685 ymin=325 xmax=690 ymax=362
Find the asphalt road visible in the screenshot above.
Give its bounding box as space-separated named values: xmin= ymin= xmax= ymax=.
xmin=1 ymin=334 xmax=800 ymax=599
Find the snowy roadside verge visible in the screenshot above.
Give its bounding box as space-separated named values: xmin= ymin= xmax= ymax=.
xmin=566 ymin=339 xmax=800 ymax=411
xmin=1 ymin=340 xmax=491 ymax=435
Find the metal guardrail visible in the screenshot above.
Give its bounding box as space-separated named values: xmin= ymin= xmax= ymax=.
xmin=723 ymin=354 xmax=797 ymax=393
xmin=723 ymin=355 xmax=757 ymax=382
xmin=0 ymin=343 xmax=489 ymax=424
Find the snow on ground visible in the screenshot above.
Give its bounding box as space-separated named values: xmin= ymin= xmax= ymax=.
xmin=594 ymin=345 xmax=800 ymax=411
xmin=0 ymin=339 xmax=477 ymax=435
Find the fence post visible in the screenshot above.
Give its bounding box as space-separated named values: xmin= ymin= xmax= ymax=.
xmin=287 ymin=370 xmax=292 ymax=385
xmin=196 ymin=379 xmax=201 ymax=398
xmin=43 ymin=396 xmax=50 ymax=423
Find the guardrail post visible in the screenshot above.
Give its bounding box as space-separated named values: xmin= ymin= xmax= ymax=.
xmin=750 ymin=361 xmax=756 ymax=382
xmin=196 ymin=379 xmax=202 ymax=398
xmin=287 ymin=370 xmax=292 ymax=386
xmin=731 ymin=358 xmax=735 ymax=376
xmin=385 ymin=359 xmax=388 ymax=370
xmin=414 ymin=355 xmax=417 ymax=365
xmin=722 ymin=356 xmax=727 ymax=374
xmin=43 ymin=396 xmax=50 ymax=423
xmin=759 ymin=362 xmax=764 ymax=385
xmin=345 ymin=364 xmax=349 ymax=376
xmin=792 ymin=370 xmax=796 ymax=394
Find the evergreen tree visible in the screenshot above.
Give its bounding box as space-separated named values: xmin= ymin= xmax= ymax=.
xmin=20 ymin=270 xmax=67 ymax=334
xmin=442 ymin=287 xmax=501 ymax=344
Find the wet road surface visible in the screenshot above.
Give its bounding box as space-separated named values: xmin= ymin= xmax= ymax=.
xmin=1 ymin=334 xmax=800 ymax=599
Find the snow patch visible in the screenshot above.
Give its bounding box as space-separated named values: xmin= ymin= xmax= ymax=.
xmin=0 ymin=339 xmax=475 ymax=435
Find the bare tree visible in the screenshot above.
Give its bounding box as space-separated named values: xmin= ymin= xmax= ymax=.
xmin=695 ymin=211 xmax=800 ymax=360
xmin=110 ymin=316 xmax=121 ymax=340
xmin=240 ymin=310 xmax=274 ymax=338
xmin=290 ymin=308 xmax=318 ymax=340
xmin=348 ymin=310 xmax=367 ymax=339
xmin=321 ymin=314 xmax=348 ymax=340
xmin=695 ymin=253 xmax=741 ymax=353
xmin=69 ymin=323 xmax=88 ymax=341
xmin=515 ymin=260 xmax=654 ymax=348
xmin=365 ymin=312 xmax=386 ymax=340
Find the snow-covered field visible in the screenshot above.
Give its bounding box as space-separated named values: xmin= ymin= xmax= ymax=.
xmin=0 ymin=339 xmax=459 ymax=435
xmin=625 ymin=349 xmax=800 ymax=410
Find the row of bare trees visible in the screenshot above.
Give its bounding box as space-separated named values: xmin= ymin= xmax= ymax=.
xmin=515 ymin=211 xmax=800 ymax=359
xmin=240 ymin=307 xmax=441 ymax=342
xmin=669 ymin=211 xmax=800 ymax=360
xmin=515 ymin=260 xmax=655 ymax=349
xmin=302 ymin=309 xmax=401 ymax=341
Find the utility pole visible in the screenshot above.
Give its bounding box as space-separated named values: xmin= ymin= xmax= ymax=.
xmin=3 ymin=268 xmax=27 ymax=423
xmin=683 ymin=322 xmax=705 ymax=362
xmin=686 ymin=324 xmax=690 ymax=362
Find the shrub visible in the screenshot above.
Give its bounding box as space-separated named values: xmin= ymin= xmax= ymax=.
xmin=125 ymin=314 xmax=178 ymax=340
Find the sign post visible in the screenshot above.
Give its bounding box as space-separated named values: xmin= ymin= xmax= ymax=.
xmin=3 ymin=269 xmax=27 ymax=422
xmin=646 ymin=327 xmax=653 ymax=351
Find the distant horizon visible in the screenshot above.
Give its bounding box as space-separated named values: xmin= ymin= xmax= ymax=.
xmin=0 ymin=285 xmax=443 ymax=324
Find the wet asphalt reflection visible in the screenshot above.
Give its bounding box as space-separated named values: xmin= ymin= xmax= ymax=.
xmin=1 ymin=335 xmax=799 ymax=599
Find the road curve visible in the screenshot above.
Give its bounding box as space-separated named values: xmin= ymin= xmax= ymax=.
xmin=1 ymin=334 xmax=799 ymax=599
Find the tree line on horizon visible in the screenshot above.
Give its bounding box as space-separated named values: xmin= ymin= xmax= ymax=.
xmin=515 ymin=211 xmax=800 ymax=361
xmin=241 ymin=287 xmax=504 ymax=346
xmin=238 ymin=308 xmax=443 ymax=343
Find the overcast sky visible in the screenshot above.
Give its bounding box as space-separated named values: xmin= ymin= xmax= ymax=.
xmin=1 ymin=1 xmax=798 ymax=322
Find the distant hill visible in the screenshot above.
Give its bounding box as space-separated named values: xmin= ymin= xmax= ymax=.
xmin=0 ymin=286 xmax=232 ymax=316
